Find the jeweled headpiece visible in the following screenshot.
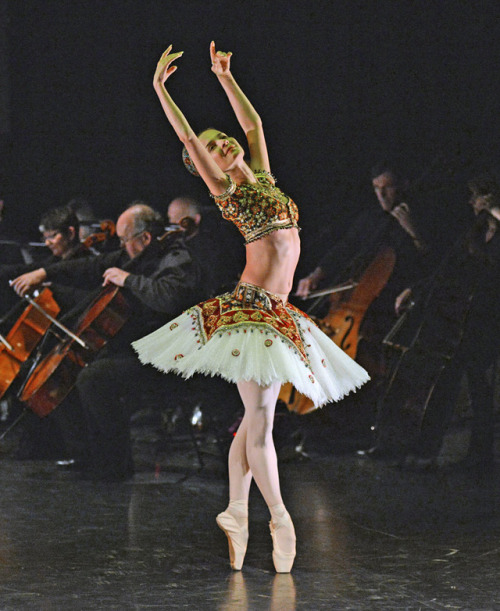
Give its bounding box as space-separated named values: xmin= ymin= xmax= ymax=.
xmin=182 ymin=147 xmax=200 ymax=177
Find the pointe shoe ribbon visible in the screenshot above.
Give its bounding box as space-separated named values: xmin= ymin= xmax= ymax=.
xmin=216 ymin=511 xmax=248 ymax=571
xmin=269 ymin=512 xmax=296 ymax=573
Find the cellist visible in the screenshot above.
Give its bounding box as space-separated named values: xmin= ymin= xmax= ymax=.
xmin=393 ymin=170 xmax=500 ymax=472
xmin=1 ymin=206 xmax=93 ymax=315
xmin=295 ymin=161 xmax=436 ymax=456
xmin=12 ymin=202 xmax=203 ymax=481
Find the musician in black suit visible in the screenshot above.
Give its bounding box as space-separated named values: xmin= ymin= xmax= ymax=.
xmin=395 ymin=171 xmax=500 ymax=471
xmin=295 ymin=162 xmax=435 ymax=454
xmin=167 ymin=196 xmax=243 ymax=295
xmin=13 ymin=203 xmax=203 ymax=481
xmin=1 ymin=206 xmax=92 ymax=315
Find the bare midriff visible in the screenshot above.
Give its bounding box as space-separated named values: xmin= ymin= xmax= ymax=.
xmin=239 ymin=227 xmax=301 ymax=303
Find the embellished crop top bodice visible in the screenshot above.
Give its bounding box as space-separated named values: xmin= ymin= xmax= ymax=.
xmin=210 ymin=171 xmax=300 ymax=244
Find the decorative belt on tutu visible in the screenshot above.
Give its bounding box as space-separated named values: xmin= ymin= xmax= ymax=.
xmin=186 ymin=281 xmax=311 ymax=364
xmin=231 ymin=281 xmax=286 ymax=310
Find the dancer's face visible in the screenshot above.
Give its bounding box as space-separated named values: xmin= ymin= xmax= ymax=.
xmin=199 ymin=129 xmax=244 ymax=172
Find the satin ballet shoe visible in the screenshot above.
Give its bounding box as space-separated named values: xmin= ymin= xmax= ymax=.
xmin=269 ymin=512 xmax=296 ymax=573
xmin=216 ymin=511 xmax=248 ymax=571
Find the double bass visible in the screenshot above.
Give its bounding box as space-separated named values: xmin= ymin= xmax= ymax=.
xmin=279 ymin=247 xmax=396 ymax=414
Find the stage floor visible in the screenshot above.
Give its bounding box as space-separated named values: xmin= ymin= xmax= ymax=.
xmin=0 ymin=419 xmax=498 ymax=610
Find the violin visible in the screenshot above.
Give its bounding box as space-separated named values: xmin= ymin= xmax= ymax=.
xmin=279 ymin=247 xmax=396 ymax=415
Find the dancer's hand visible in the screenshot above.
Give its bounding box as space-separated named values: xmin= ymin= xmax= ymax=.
xmin=154 ymin=45 xmax=184 ymax=88
xmin=210 ymin=41 xmax=232 ymax=76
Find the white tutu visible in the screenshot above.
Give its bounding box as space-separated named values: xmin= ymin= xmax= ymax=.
xmin=132 ymin=283 xmax=369 ymax=408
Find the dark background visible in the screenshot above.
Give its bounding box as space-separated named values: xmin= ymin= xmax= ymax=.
xmin=1 ymin=0 xmax=499 ymax=273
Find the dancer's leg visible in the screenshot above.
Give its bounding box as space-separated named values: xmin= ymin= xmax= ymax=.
xmin=217 ymin=394 xmax=252 ymax=570
xmin=236 ymin=379 xmax=283 ymax=507
xmin=236 ymin=380 xmax=296 ymax=571
xmin=228 ymin=415 xmax=252 ymax=501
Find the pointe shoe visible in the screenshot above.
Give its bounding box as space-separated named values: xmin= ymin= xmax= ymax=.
xmin=269 ymin=512 xmax=296 ymax=573
xmin=216 ymin=511 xmax=248 ymax=571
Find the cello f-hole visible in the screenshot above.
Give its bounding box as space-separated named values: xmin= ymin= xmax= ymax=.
xmin=339 ymin=315 xmax=355 ymax=352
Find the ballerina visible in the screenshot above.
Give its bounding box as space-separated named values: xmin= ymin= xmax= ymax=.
xmin=133 ymin=42 xmax=369 ymax=572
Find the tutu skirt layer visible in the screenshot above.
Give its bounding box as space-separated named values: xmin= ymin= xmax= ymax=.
xmin=132 ymin=283 xmax=369 ymax=408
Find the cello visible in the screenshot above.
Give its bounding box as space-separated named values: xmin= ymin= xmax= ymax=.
xmin=0 ymin=288 xmax=60 ymax=400
xmin=19 ymin=217 xmax=197 ymax=417
xmin=374 ymin=225 xmax=485 ymax=457
xmin=82 ymin=219 xmax=116 ymax=250
xmin=0 ymin=219 xmax=120 ymax=402
xmin=279 ymin=247 xmax=396 ymax=414
xmin=20 ymin=284 xmax=131 ymax=416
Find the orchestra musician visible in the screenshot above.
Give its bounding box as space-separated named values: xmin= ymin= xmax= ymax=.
xmin=1 ymin=206 xmax=94 ymax=316
xmin=0 ymin=206 xmax=97 ymax=460
xmin=296 ymin=161 xmax=435 ymax=456
xmin=167 ymin=196 xmax=243 ymax=294
xmin=66 ymin=197 xmax=119 ymax=253
xmin=393 ymin=170 xmax=500 ymax=471
xmin=12 ymin=202 xmax=203 ymax=481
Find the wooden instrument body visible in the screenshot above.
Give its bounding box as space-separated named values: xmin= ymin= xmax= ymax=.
xmin=0 ymin=288 xmax=60 ymax=400
xmin=280 ymin=248 xmax=396 ymax=414
xmin=21 ymin=285 xmax=131 ymax=417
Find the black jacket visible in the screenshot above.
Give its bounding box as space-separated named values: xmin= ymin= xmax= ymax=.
xmin=43 ymin=236 xmax=203 ymax=353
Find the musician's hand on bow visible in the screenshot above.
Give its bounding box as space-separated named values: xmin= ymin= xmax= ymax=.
xmin=489 ymin=206 xmax=500 ymax=222
xmin=210 ymin=41 xmax=232 ymax=77
xmin=395 ymin=288 xmax=413 ymax=316
xmin=295 ymin=267 xmax=325 ymax=298
xmin=102 ymin=267 xmax=130 ymax=287
xmin=10 ymin=268 xmax=47 ymax=297
xmin=296 ymin=277 xmax=315 ymax=298
xmin=154 ymin=45 xmax=184 ymax=89
xmin=471 ymin=193 xmax=500 ymax=222
xmin=391 ymin=203 xmax=418 ymax=237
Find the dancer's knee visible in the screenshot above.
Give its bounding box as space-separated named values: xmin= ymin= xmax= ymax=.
xmin=246 ymin=416 xmax=274 ymax=449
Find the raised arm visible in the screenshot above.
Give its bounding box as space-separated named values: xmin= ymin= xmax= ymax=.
xmin=153 ymin=46 xmax=229 ymax=195
xmin=210 ymin=41 xmax=270 ymax=173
